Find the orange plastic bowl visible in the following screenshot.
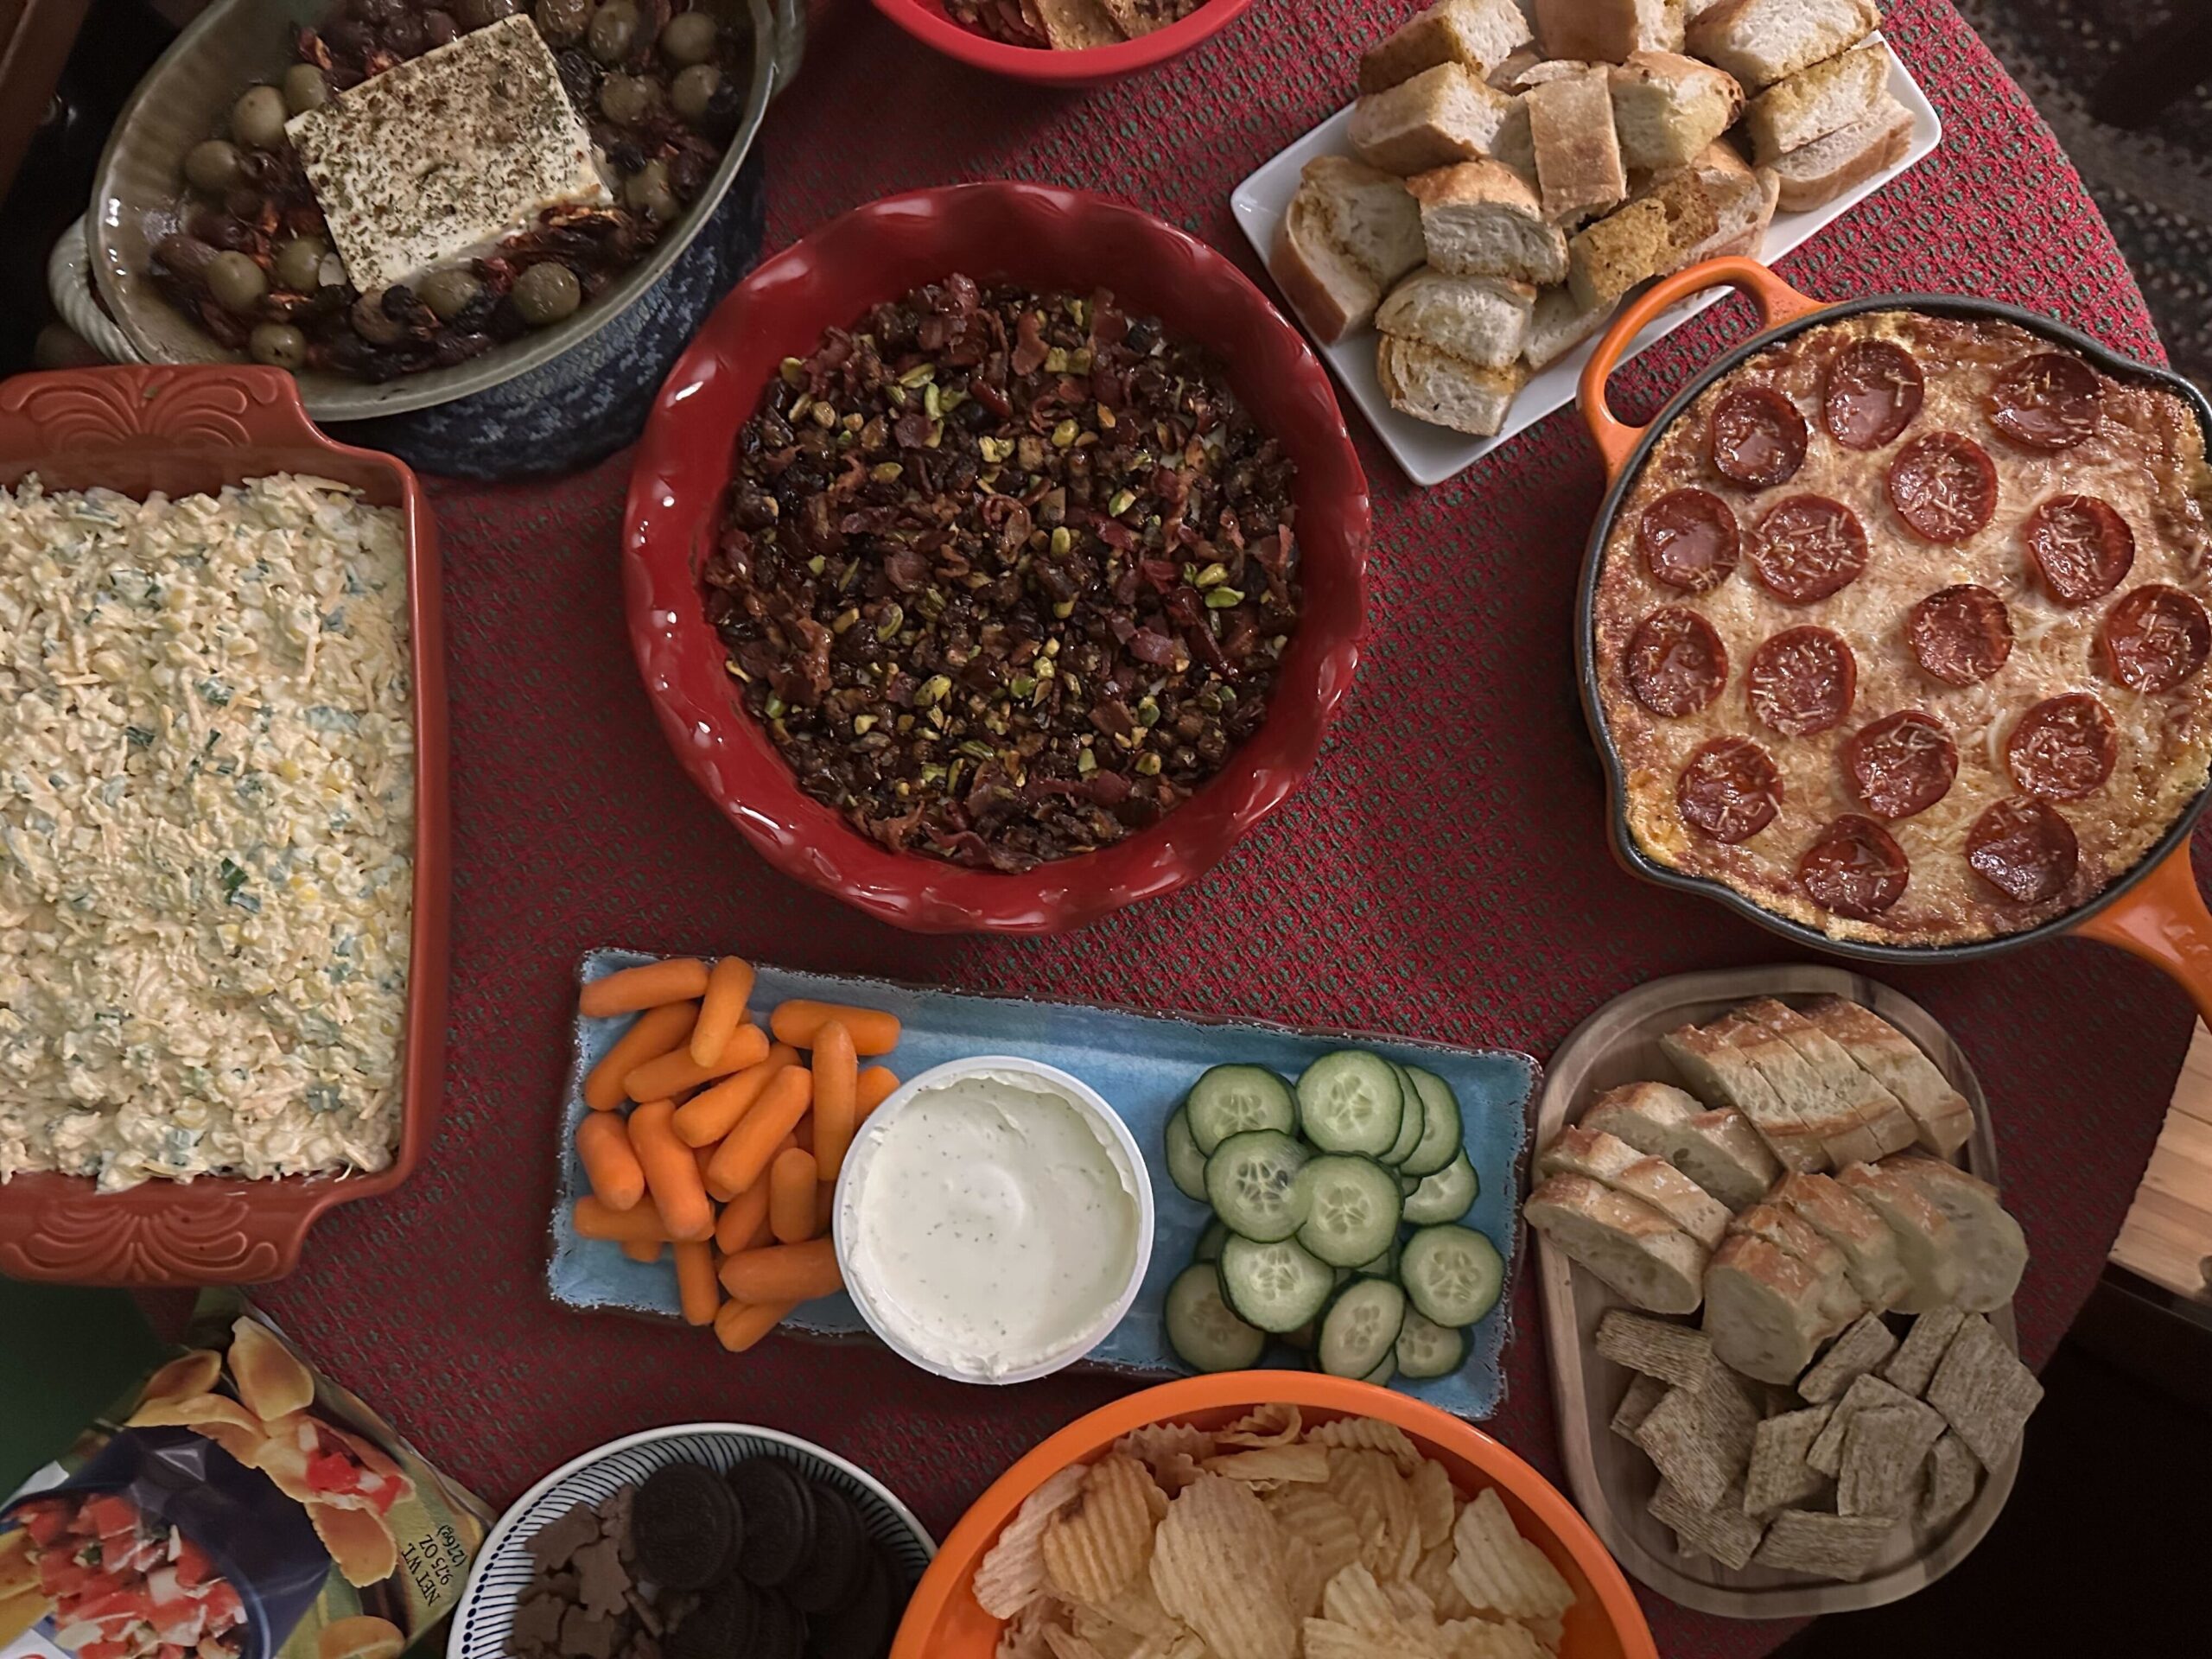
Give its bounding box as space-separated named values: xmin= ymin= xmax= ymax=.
xmin=893 ymin=1373 xmax=1658 ymax=1659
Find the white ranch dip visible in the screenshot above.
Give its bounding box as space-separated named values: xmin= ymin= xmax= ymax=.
xmin=837 ymin=1063 xmax=1146 ymax=1381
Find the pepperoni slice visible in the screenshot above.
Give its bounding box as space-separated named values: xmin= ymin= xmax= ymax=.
xmin=1967 ymin=798 xmax=2081 ymax=904
xmin=1886 ymin=431 xmax=1999 ymax=543
xmin=1624 ymin=607 xmax=1729 ymax=717
xmin=2099 ymin=583 xmax=2212 ymax=694
xmin=2005 ymin=693 xmax=2118 ymax=800
xmin=2023 ymin=494 xmax=2134 ymax=605
xmin=1844 ymin=711 xmax=1958 ymax=820
xmin=1823 ymin=339 xmax=1924 ymax=450
xmin=1986 ymin=351 xmax=2101 ymax=451
xmin=1747 ymin=496 xmax=1869 ymax=603
xmin=1677 ymin=736 xmax=1783 ymax=842
xmin=1710 ymin=386 xmax=1808 ymax=488
xmin=1907 ymin=584 xmax=2013 ymax=686
xmin=1798 ymin=815 xmax=1910 ymax=920
xmin=1747 ymin=626 xmax=1858 ymax=737
xmin=1638 ymin=489 xmax=1742 ymax=593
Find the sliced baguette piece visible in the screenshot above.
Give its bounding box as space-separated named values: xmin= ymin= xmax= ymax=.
xmin=1524 ymin=1173 xmax=1709 ymax=1313
xmin=1526 ymin=68 xmax=1628 ymax=225
xmin=1738 ymin=996 xmax=1917 ymax=1159
xmin=1533 ymin=0 xmax=1686 ymax=60
xmin=1729 ymin=1201 xmax=1864 ymax=1337
xmin=1584 ymin=1080 xmax=1783 ymax=1211
xmin=1879 ymin=1154 xmax=2027 ymax=1313
xmin=1360 ymin=0 xmax=1537 ymax=96
xmin=1743 ymin=40 xmax=1889 ymax=162
xmin=1408 ymin=160 xmax=1570 ymax=283
xmin=1679 ymin=141 xmax=1780 ymax=264
xmin=1351 ymin=62 xmax=1522 ymax=175
xmin=1660 ymin=1019 xmax=1827 ymax=1173
xmin=1375 ymin=335 xmax=1529 ymax=435
xmin=1685 ymin=0 xmax=1881 ymax=91
xmin=1565 ymin=165 xmax=1718 ymax=309
xmin=1768 ymin=92 xmax=1914 ymax=212
xmin=1710 ymin=1008 xmax=1883 ymax=1168
xmin=1522 ymin=283 xmax=1616 ymax=370
xmin=1800 ymin=995 xmax=1975 ymax=1155
xmin=1771 ymin=1170 xmax=1910 ymax=1311
xmin=1700 ymin=1232 xmax=1830 ymax=1383
xmin=1376 ymin=267 xmax=1537 ymax=368
xmin=1608 ymin=50 xmax=1745 ymax=172
xmin=1539 ymin=1125 xmax=1731 ymax=1247
xmin=1836 ymin=1160 xmax=1963 ymax=1314
xmin=1269 ymin=159 xmax=1427 ymax=344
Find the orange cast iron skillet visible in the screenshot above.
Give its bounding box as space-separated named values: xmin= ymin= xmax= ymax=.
xmin=1573 ymin=257 xmax=2212 ymax=1025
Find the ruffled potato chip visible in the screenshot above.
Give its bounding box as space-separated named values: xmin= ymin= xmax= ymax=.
xmin=1409 ymin=1458 xmax=1458 ymax=1550
xmin=1113 ymin=1423 xmax=1216 ymax=1496
xmin=996 ymin=1597 xmax=1073 ymax=1659
xmin=1320 ymin=1563 xmax=1397 ymax=1631
xmin=1147 ymin=1476 xmax=1296 ymax=1659
xmin=1043 ymin=1455 xmax=1163 ymax=1607
xmin=1041 ymin=1628 xmax=1109 ymax=1659
xmin=1279 ymin=1532 xmax=1327 ymax=1619
xmin=1445 ymin=1618 xmax=1551 ymax=1658
xmin=315 ymin=1615 xmax=405 ymax=1659
xmin=1412 ymin=1543 xmax=1476 ymax=1621
xmin=976 ymin=1465 xmax=1087 ymax=1618
xmin=230 ymin=1317 xmax=315 ymax=1420
xmin=1199 ymin=1445 xmax=1330 ymax=1485
xmin=1262 ymin=1484 xmax=1363 ymax=1583
xmin=1078 ymin=1579 xmax=1181 ymax=1643
xmin=137 ymin=1350 xmax=224 ymax=1410
xmin=1326 ymin=1450 xmax=1421 ymax=1580
xmin=1308 ymin=1417 xmax=1423 ymax=1476
xmin=1213 ymin=1404 xmax=1301 ymax=1448
xmin=1448 ymin=1490 xmax=1575 ymax=1624
xmin=311 ymin=1502 xmax=397 ymax=1588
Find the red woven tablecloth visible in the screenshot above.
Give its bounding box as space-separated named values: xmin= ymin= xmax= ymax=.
xmin=252 ymin=3 xmax=2189 ymax=1653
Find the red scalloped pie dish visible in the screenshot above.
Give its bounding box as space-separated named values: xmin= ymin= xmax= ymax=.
xmin=624 ymin=182 xmax=1369 ymax=934
xmin=868 ymin=0 xmax=1255 ymax=86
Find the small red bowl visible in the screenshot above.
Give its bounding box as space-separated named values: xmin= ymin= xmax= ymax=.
xmin=868 ymin=0 xmax=1255 ymax=85
xmin=624 ymin=182 xmax=1369 ymax=934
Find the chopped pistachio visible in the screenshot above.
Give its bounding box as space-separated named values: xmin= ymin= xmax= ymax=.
xmin=979 ymin=435 xmax=1011 ymax=464
xmin=809 ymin=401 xmax=837 ymax=429
xmin=1052 ymin=419 xmax=1079 ymax=448
xmin=875 ymin=604 xmax=905 ymax=641
xmin=1195 ymin=562 xmax=1230 ymax=588
xmin=1044 ymin=638 xmax=1061 ymax=656
xmin=1044 ymin=346 xmax=1070 ymax=374
xmin=778 ymin=356 xmax=807 ymax=386
xmin=763 ymin=692 xmax=785 ymax=718
xmin=1050 ymin=526 xmax=1072 ymax=556
xmin=924 ymin=383 xmax=942 ymax=418
xmin=1108 ymin=489 xmax=1136 ymax=517
xmin=1205 ymin=587 xmax=1245 ymax=609
xmin=724 ymin=660 xmax=747 ymax=680
xmin=807 ymin=555 xmax=827 ymax=575
xmin=1052 ymin=599 xmax=1075 ymax=619
xmin=1077 ymin=748 xmax=1097 ymax=774
xmin=871 ymin=461 xmax=904 ymax=482
xmin=842 ymin=411 xmax=864 ymax=432
xmin=959 ymin=739 xmax=995 ymax=761
xmin=899 ymin=362 xmax=935 ymax=387
xmin=852 ymin=714 xmax=877 ymax=734
xmin=1070 ymin=346 xmax=1093 ymax=373
xmin=915 ymin=674 xmax=952 ymax=706
xmin=1035 ymin=656 xmax=1057 ymax=678
xmin=1135 ymin=752 xmax=1162 ymax=776
xmin=1009 ymin=675 xmax=1037 ymax=698
xmin=1096 ymin=404 xmax=1116 ymax=429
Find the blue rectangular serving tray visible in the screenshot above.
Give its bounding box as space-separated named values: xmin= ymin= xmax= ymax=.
xmin=549 ymin=950 xmax=1538 ymax=1419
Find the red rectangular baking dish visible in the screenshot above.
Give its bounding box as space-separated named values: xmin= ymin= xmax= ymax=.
xmin=0 ymin=365 xmax=449 ymax=1283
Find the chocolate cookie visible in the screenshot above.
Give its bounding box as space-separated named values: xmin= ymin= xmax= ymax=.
xmin=782 ymin=1485 xmax=866 ymax=1614
xmin=805 ymin=1549 xmax=894 ymax=1659
xmin=632 ymin=1462 xmax=742 ymax=1592
xmin=664 ymin=1580 xmax=755 ymax=1659
xmin=749 ymin=1592 xmax=805 ymax=1659
xmin=725 ymin=1458 xmax=815 ymax=1587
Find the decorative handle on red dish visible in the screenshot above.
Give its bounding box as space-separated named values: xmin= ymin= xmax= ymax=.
xmin=0 ymin=364 xmax=315 ymax=456
xmin=2073 ymin=840 xmax=2212 ymax=1028
xmin=1577 ymin=257 xmax=1829 ymax=484
xmin=0 ymin=1179 xmax=314 ymax=1285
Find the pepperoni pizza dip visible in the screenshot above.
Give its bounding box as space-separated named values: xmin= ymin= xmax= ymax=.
xmin=1591 ymin=308 xmax=2212 ymax=945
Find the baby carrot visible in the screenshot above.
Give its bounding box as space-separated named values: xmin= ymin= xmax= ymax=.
xmin=628 ymin=1100 xmax=715 ymax=1243
xmin=703 ymin=1065 xmax=813 ymax=1199
xmin=581 ymin=958 xmax=711 ymax=1018
xmin=769 ymin=1147 xmax=819 ymax=1243
xmin=626 ymin=1024 xmax=768 ymax=1103
xmin=672 ymin=1045 xmax=798 ymax=1147
xmin=810 ymin=1020 xmax=859 ymax=1184
xmin=690 ymin=957 xmax=757 ymax=1066
xmin=622 ymin=1238 xmax=663 ymax=1262
xmin=719 ymin=1236 xmax=842 ymax=1303
xmin=573 ymin=1196 xmax=669 ymax=1244
xmin=741 ymin=1207 xmax=775 ymax=1251
xmin=576 ymin=1112 xmax=645 ymax=1211
xmin=715 ymin=1177 xmax=772 ymax=1254
xmin=584 ymin=1001 xmax=697 ymax=1111
xmin=769 ymin=1000 xmax=901 ymax=1055
xmin=714 ymin=1299 xmax=799 ymax=1354
xmin=814 ymin=1181 xmax=837 ymax=1235
xmin=674 ymin=1241 xmax=721 ymax=1326
xmin=857 ymin=1065 xmax=900 ymax=1121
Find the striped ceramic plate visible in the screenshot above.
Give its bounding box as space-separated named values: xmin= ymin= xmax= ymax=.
xmin=448 ymin=1423 xmax=936 ymax=1659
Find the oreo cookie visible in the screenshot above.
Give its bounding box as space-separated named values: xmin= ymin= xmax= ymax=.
xmin=783 ymin=1485 xmax=867 ymax=1614
xmin=632 ymin=1462 xmax=742 ymax=1592
xmin=749 ymin=1592 xmax=806 ymax=1659
xmin=726 ymin=1458 xmax=816 ymax=1587
xmin=804 ymin=1548 xmax=894 ymax=1659
xmin=665 ymin=1579 xmax=756 ymax=1659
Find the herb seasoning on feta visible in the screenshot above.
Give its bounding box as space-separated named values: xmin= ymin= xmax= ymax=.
xmin=0 ymin=474 xmax=413 ymax=1191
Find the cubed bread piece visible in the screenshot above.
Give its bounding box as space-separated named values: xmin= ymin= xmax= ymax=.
xmin=1274 ymin=197 xmax=1381 ymax=345
xmin=1376 ymin=267 xmax=1536 ymax=368
xmin=1767 ymin=93 xmax=1915 ymax=211
xmin=1713 ymin=1006 xmax=1885 ymax=1168
xmin=1522 ymin=283 xmax=1616 ymax=370
xmin=1738 ymin=997 xmax=1917 ymax=1158
xmin=1744 ymin=40 xmax=1890 ymax=162
xmin=1360 ymin=0 xmax=1536 ymax=95
xmin=1408 ymin=159 xmax=1571 ymax=283
xmin=1686 ymin=0 xmax=1882 ymax=91
xmin=1835 ymin=1161 xmax=1962 ymax=1314
xmin=1879 ymin=1154 xmax=2027 ymax=1313
xmin=1607 ymin=50 xmax=1745 ymax=173
xmin=1493 ymin=53 xmax=1599 ymax=91
xmin=1526 ymin=68 xmax=1627 ymax=224
xmin=1269 ymin=157 xmax=1428 ymax=344
xmin=1376 ymin=335 xmax=1530 ymax=435
xmin=1771 ymin=1171 xmax=1910 ymax=1312
xmin=1585 ymin=1079 xmax=1783 ymax=1211
xmin=1534 ymin=0 xmax=1686 ymax=60
xmin=1351 ymin=62 xmax=1521 ymax=175
xmin=1700 ymin=1232 xmax=1830 ymax=1383
xmin=1729 ymin=1201 xmax=1864 ymax=1337
xmin=1660 ymin=1017 xmax=1827 ymax=1173
xmin=1685 ymin=151 xmax=1779 ymax=262
xmin=1522 ymin=1172 xmax=1708 ymax=1312
xmin=1565 ymin=167 xmax=1718 ymax=311
xmin=1801 ymin=996 xmax=1974 ymax=1155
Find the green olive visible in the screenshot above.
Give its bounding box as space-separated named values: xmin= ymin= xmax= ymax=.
xmin=183 ymin=139 xmax=243 ymax=194
xmin=272 ymin=238 xmax=327 ymax=292
xmin=659 ymin=10 xmax=716 ymax=65
xmin=352 ymin=291 xmax=410 ymax=346
xmin=283 ymin=63 xmax=329 ymax=115
xmin=623 ymin=158 xmax=678 ymax=222
xmin=599 ymin=72 xmax=658 ymax=124
xmin=671 ymin=62 xmax=719 ymax=123
xmin=231 ymin=85 xmax=290 ymax=149
xmin=417 ymin=267 xmax=483 ymax=321
xmin=512 ymin=262 xmax=582 ymax=325
xmin=588 ymin=0 xmax=642 ymax=63
xmin=248 ymin=322 xmax=309 ymax=370
xmin=206 ymin=251 xmax=267 ymax=315
xmin=533 ymin=0 xmax=589 ymax=40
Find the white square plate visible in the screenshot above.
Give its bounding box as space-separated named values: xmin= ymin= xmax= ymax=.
xmin=1230 ymin=39 xmax=1943 ymax=486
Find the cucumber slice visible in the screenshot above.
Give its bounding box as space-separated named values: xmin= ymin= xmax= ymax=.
xmin=1295 ymin=1051 xmax=1404 ymax=1157
xmin=1361 ymin=1354 xmax=1398 ymax=1387
xmin=1404 ymin=1152 xmax=1480 ymax=1225
xmin=1394 ymin=1310 xmax=1469 ymax=1380
xmin=1164 ymin=1262 xmax=1266 ymax=1373
xmin=1379 ymin=1063 xmax=1427 ymax=1166
xmin=1193 ymin=1218 xmax=1228 ymax=1263
xmin=1397 ymin=1068 xmax=1465 ymax=1178
xmin=1317 ymin=1277 xmax=1408 ymax=1380
xmin=1164 ymin=1108 xmax=1211 ymax=1202
xmin=1218 ymin=1235 xmax=1335 ymax=1333
xmin=1400 ymin=1224 xmax=1505 ymax=1328
xmin=1185 ymin=1065 xmax=1297 ymax=1154
xmin=1205 ymin=1129 xmax=1311 ymax=1243
xmin=1293 ymin=1154 xmax=1405 ymax=1268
